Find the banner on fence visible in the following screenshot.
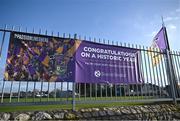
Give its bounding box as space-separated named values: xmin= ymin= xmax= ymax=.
xmin=4 ymin=32 xmax=143 ymax=83
xmin=75 ymin=41 xmax=143 ymax=84
xmin=4 ymin=32 xmax=77 ymax=82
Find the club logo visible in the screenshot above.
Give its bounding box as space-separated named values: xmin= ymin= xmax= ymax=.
xmin=94 ymin=70 xmax=101 ymax=77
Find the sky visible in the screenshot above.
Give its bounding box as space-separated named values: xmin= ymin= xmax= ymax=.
xmin=0 ymin=0 xmax=179 ymax=90
xmin=0 ymin=0 xmax=179 ymax=46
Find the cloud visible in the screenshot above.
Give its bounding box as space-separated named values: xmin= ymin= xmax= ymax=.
xmin=146 ymin=31 xmax=156 ymax=37
xmin=165 ymin=23 xmax=178 ymax=50
xmin=167 ymin=24 xmax=177 ymax=30
xmin=164 ymin=7 xmax=180 ymax=22
xmin=164 ymin=17 xmax=173 ymax=21
xmin=164 ymin=16 xmax=180 ymax=22
xmin=176 ymin=8 xmax=180 ymax=12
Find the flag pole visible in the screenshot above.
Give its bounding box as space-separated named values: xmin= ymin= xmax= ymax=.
xmin=161 ymin=16 xmax=178 ymax=104
xmin=161 ymin=16 xmax=170 ymax=51
xmin=161 ymin=16 xmax=165 ymax=28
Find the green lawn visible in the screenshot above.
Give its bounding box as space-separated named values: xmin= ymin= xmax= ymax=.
xmin=1 ymin=95 xmax=153 ymax=103
xmin=0 ymin=101 xmax=148 ymax=112
xmin=0 ymin=96 xmax=157 ymax=112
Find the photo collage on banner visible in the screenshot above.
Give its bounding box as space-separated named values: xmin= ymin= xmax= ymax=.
xmin=4 ymin=32 xmax=77 ymax=82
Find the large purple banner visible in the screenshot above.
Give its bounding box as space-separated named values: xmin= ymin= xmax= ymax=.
xmin=75 ymin=41 xmax=143 ymax=84
xmin=5 ymin=32 xmax=143 ymax=83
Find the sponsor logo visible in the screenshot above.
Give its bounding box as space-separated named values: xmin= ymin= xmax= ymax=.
xmin=94 ymin=70 xmax=101 ymax=77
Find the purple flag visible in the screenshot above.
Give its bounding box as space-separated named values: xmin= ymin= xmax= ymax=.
xmin=150 ymin=27 xmax=168 ymax=66
xmin=152 ymin=27 xmax=167 ymax=50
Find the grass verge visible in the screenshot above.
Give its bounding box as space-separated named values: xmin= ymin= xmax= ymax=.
xmin=0 ymin=101 xmax=147 ymax=112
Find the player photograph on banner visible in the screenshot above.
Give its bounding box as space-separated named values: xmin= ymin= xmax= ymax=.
xmin=4 ymin=32 xmax=77 ymax=82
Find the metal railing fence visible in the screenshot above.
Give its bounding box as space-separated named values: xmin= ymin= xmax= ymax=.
xmin=0 ymin=25 xmax=179 ymax=110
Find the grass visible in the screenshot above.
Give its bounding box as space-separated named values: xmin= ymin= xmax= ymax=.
xmin=1 ymin=95 xmax=153 ymax=103
xmin=0 ymin=96 xmax=158 ymax=112
xmin=0 ymin=101 xmax=147 ymax=112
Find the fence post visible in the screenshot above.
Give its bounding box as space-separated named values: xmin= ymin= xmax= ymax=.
xmin=72 ymin=82 xmax=76 ymax=111
xmin=1 ymin=80 xmax=5 ymax=103
xmin=72 ymin=33 xmax=77 ymax=111
xmin=166 ymin=50 xmax=177 ymax=104
xmin=0 ymin=24 xmax=7 ymax=57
